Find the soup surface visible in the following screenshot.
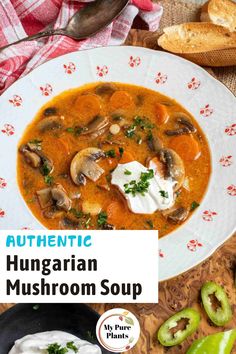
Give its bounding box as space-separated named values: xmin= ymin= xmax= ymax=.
xmin=17 ymin=82 xmax=211 ymax=237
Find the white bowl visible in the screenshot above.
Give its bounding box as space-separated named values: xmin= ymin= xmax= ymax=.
xmin=0 ymin=46 xmax=235 ymax=281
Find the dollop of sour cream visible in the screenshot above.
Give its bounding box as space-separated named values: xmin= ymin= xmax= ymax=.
xmin=9 ymin=331 xmax=101 ymax=354
xmin=111 ymin=161 xmax=175 ymax=214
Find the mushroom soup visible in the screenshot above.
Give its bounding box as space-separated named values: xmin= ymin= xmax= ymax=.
xmin=17 ymin=83 xmax=211 ymax=236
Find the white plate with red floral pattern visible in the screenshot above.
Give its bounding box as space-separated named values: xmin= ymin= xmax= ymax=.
xmin=0 ymin=47 xmax=235 ymax=281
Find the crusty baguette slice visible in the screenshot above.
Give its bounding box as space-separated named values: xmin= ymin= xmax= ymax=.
xmin=158 ymin=22 xmax=236 ymax=54
xmin=200 ymin=0 xmax=236 ymax=32
xmin=179 ymin=48 xmax=236 ymax=67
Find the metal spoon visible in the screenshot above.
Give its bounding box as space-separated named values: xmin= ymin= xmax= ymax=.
xmin=0 ymin=0 xmax=129 ymax=51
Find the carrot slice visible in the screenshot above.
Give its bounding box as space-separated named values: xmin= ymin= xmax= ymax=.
xmin=148 ymin=157 xmax=165 ymax=178
xmin=109 ymin=91 xmax=134 ymax=110
xmin=155 ymin=103 xmax=169 ymax=125
xmin=107 ymin=200 xmax=126 ymax=225
xmin=119 ymin=150 xmax=135 ymax=164
xmin=74 ymin=94 xmax=101 ymax=118
xmin=169 ymin=135 xmax=201 ymax=161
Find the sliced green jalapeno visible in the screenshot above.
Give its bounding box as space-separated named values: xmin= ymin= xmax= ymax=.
xmin=201 ymin=281 xmax=232 ymax=326
xmin=157 ymin=308 xmax=200 ymax=347
xmin=186 ymin=329 xmax=236 ymax=354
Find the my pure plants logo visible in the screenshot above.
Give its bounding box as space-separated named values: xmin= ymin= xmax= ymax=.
xmin=96 ymin=308 xmax=140 ymax=352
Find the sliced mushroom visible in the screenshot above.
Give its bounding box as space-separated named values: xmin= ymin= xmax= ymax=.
xmin=20 ymin=143 xmax=54 ymax=174
xmin=102 ymin=223 xmax=115 ymax=230
xmin=165 ymin=127 xmax=191 ymax=136
xmin=164 ymin=207 xmax=189 ymax=224
xmin=51 ymin=184 xmax=72 ymax=212
xmin=36 ymin=188 xmax=53 ymax=209
xmin=37 ymin=115 xmax=64 ymax=132
xmin=43 ymin=107 xmax=57 ymax=117
xmin=27 ymin=141 xmax=41 ymax=152
xmin=177 ymin=117 xmax=196 ymax=133
xmin=147 ymin=134 xmax=163 ymax=153
xmin=38 ymin=153 xmax=54 ymax=175
xmin=95 ymin=83 xmax=117 ymax=96
xmin=70 ymin=147 xmax=105 ymax=186
xmin=60 ymin=217 xmax=80 ymax=229
xmin=43 ymin=207 xmax=64 ymax=219
xmin=158 ymin=148 xmax=185 ymax=191
xmin=165 ymin=113 xmax=197 ymax=136
xmin=81 ymin=115 xmax=109 ymax=138
xmin=22 ymin=148 xmax=41 ymax=168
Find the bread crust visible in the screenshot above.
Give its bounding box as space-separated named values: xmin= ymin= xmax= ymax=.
xmin=204 ymin=0 xmax=236 ymax=32
xmin=158 ymin=22 xmax=236 ymax=54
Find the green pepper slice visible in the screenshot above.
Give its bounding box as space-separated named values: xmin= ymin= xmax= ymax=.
xmin=186 ymin=329 xmax=236 ymax=354
xmin=201 ymin=281 xmax=232 ymax=326
xmin=157 ymin=308 xmax=200 ymax=347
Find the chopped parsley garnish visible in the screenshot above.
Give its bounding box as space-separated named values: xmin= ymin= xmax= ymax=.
xmin=159 ymin=190 xmax=169 ymax=198
xmin=146 ymin=220 xmax=154 ymax=229
xmin=119 ymin=147 xmax=124 ymax=157
xmin=106 ymin=133 xmax=113 ymax=140
xmin=74 ymin=127 xmax=84 ymax=136
xmin=44 ymin=175 xmax=54 ymax=186
xmin=47 ymin=343 xmax=68 ymax=354
xmin=66 ymin=127 xmax=74 ymax=133
xmin=133 ymin=116 xmax=154 ymax=130
xmin=125 ymin=125 xmax=136 ymax=138
xmin=124 ymin=169 xmax=132 ymax=175
xmin=190 ymin=201 xmax=200 ymax=211
xmin=105 ymin=149 xmax=116 ymax=158
xmin=124 ymin=116 xmax=155 ymax=142
xmin=66 ymin=126 xmax=84 ymax=136
xmin=66 ymin=342 xmax=78 ymax=352
xmin=47 ymin=341 xmax=78 ymax=354
xmin=40 ymin=161 xmax=51 ymax=176
xmin=70 ymin=208 xmax=84 ymax=218
xmin=69 ymin=208 xmax=92 ymax=228
xmin=124 ymin=169 xmax=154 ymax=197
xmin=97 ymin=211 xmax=108 ymax=227
xmin=147 ymin=130 xmax=153 ymax=142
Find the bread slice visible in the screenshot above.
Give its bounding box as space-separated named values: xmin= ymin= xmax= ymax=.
xmin=158 ymin=22 xmax=236 ymax=54
xmin=200 ymin=0 xmax=236 ymax=32
xmin=179 ymin=48 xmax=236 ymax=67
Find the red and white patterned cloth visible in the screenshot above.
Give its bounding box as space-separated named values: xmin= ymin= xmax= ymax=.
xmin=0 ymin=0 xmax=163 ymax=94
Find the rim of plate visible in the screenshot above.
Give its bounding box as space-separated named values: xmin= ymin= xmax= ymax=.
xmin=0 ymin=46 xmax=235 ymax=281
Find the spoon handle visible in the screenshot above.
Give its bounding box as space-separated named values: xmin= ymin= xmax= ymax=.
xmin=0 ymin=28 xmax=65 ymax=51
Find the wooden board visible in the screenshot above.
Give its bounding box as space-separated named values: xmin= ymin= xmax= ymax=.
xmin=1 ymin=30 xmax=236 ymax=354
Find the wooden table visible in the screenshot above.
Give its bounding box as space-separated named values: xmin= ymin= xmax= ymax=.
xmin=1 ymin=30 xmax=236 ymax=354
